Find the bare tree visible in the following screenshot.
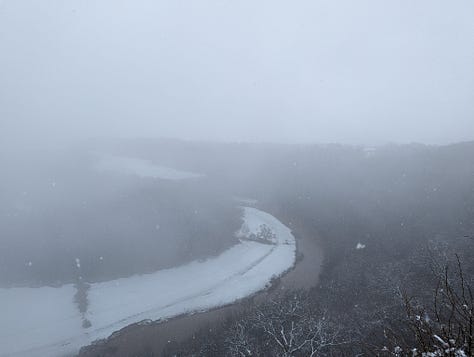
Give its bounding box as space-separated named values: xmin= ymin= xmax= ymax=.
xmin=225 ymin=322 xmax=257 ymax=357
xmin=224 ymin=292 xmax=347 ymax=356
xmin=245 ymin=224 xmax=276 ymax=245
xmin=74 ymin=258 xmax=92 ymax=329
xmin=381 ymin=255 xmax=473 ymax=356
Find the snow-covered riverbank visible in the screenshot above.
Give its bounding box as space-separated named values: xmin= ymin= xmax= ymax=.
xmin=0 ymin=207 xmax=295 ymax=357
xmin=96 ymin=155 xmax=204 ymax=180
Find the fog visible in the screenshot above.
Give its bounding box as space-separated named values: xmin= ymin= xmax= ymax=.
xmin=1 ymin=2 xmax=474 ymax=356
xmin=1 ymin=0 xmax=473 ymax=149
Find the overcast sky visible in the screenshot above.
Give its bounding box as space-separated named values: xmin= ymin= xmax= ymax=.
xmin=1 ymin=0 xmax=473 ymax=147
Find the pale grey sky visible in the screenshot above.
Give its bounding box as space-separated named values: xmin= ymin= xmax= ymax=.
xmin=1 ymin=0 xmax=473 ymax=147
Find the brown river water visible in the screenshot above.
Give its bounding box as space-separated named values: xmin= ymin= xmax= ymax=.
xmin=78 ymin=212 xmax=323 ymax=357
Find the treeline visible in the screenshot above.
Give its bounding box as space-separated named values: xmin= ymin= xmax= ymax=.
xmin=166 ymin=248 xmax=473 ymax=356
xmin=158 ymin=141 xmax=474 ymax=356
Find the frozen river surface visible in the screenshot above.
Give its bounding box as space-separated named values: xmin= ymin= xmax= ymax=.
xmin=0 ymin=207 xmax=295 ymax=357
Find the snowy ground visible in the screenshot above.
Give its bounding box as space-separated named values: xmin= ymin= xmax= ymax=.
xmin=233 ymin=196 xmax=258 ymax=206
xmin=96 ymin=155 xmax=204 ymax=180
xmin=0 ymin=207 xmax=295 ymax=357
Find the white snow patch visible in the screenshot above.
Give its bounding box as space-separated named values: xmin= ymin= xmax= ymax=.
xmin=363 ymin=147 xmax=377 ymax=158
xmin=233 ymin=197 xmax=258 ymax=205
xmin=0 ymin=207 xmax=295 ymax=357
xmin=356 ymin=243 xmax=366 ymax=249
xmin=96 ymin=155 xmax=204 ymax=180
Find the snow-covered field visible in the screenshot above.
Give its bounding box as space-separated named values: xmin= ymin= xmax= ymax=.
xmin=96 ymin=155 xmax=204 ymax=180
xmin=0 ymin=207 xmax=295 ymax=357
